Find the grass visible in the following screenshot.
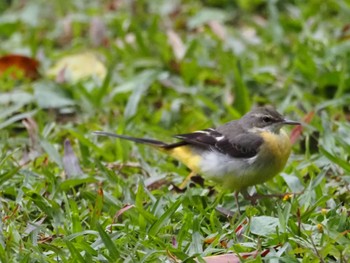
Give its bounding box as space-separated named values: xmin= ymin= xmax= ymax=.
xmin=0 ymin=0 xmax=350 ymax=262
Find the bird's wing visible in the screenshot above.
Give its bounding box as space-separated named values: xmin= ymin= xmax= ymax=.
xmin=172 ymin=128 xmax=263 ymax=158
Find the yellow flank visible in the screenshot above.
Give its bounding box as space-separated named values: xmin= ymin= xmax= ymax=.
xmin=259 ymin=129 xmax=292 ymax=174
xmin=165 ymin=146 xmax=201 ymax=173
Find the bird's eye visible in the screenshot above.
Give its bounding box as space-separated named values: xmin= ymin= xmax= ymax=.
xmin=262 ymin=116 xmax=272 ymax=123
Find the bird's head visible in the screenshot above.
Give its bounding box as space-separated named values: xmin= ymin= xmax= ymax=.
xmin=242 ymin=106 xmax=300 ymax=134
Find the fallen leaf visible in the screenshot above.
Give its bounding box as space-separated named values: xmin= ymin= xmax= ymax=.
xmin=109 ymin=203 xmax=135 ymax=232
xmin=0 ymin=54 xmax=40 ymax=80
xmin=47 ymin=52 xmax=107 ymax=82
xmin=114 ymin=204 xmax=135 ymax=220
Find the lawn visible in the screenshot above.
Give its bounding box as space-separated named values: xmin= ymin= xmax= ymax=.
xmin=0 ymin=0 xmax=349 ymax=262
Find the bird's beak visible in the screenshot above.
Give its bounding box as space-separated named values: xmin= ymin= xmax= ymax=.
xmin=282 ymin=119 xmax=301 ymax=125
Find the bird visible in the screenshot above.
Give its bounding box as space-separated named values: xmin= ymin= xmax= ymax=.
xmin=93 ymin=106 xmax=300 ymax=208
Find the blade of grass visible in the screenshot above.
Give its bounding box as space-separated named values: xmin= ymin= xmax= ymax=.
xmin=0 ymin=166 xmax=20 ymax=185
xmin=0 ymin=109 xmax=37 ymax=130
xmin=64 ymin=240 xmax=86 ymax=263
xmin=319 ymin=146 xmax=350 ymax=173
xmin=59 ymin=177 xmax=97 ymax=191
xmin=94 ymin=60 xmax=114 ymax=107
xmin=148 ymin=197 xmax=182 ymax=236
xmin=90 ymin=186 xmax=104 ymax=228
xmin=231 ymin=57 xmax=250 ymax=114
xmin=135 ymin=182 xmax=158 ymax=225
xmin=96 ymin=223 xmax=119 ymax=261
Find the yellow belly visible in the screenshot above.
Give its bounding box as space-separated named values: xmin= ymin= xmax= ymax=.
xmin=167 ymin=146 xmax=202 ymax=173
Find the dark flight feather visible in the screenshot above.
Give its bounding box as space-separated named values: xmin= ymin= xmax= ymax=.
xmin=173 ymin=128 xmax=263 ymax=158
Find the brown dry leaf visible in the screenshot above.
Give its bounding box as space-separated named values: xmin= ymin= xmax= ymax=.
xmin=114 ymin=204 xmax=135 ymax=220
xmin=0 ymin=54 xmax=40 ymax=80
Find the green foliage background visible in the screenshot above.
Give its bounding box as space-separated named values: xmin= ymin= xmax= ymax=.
xmin=0 ymin=0 xmax=349 ymax=262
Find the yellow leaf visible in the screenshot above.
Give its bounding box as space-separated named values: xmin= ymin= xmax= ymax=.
xmin=47 ymin=52 xmax=106 ymax=82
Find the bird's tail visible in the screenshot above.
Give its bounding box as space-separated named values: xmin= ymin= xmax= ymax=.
xmin=93 ymin=131 xmax=199 ymax=173
xmin=93 ymin=131 xmax=183 ymax=149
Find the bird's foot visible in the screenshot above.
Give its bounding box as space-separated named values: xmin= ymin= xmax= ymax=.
xmin=242 ymin=190 xmax=303 ymax=205
xmin=178 ymin=171 xmax=197 ymax=189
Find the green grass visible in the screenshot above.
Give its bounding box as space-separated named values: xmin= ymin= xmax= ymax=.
xmin=0 ymin=0 xmax=350 ymax=262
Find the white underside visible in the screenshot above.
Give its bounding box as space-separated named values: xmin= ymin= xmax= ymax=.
xmin=198 ymin=150 xmax=270 ymax=190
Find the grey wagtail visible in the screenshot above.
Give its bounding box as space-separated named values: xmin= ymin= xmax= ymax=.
xmin=94 ymin=106 xmax=300 ymax=205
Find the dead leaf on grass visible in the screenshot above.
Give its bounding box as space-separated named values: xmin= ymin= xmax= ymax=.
xmin=0 ymin=54 xmax=40 ymax=80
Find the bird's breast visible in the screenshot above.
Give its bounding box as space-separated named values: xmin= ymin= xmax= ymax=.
xmin=258 ymin=129 xmax=292 ymax=173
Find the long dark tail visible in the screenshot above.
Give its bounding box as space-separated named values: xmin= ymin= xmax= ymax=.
xmin=93 ymin=131 xmax=187 ymax=149
xmin=93 ymin=131 xmax=168 ymax=147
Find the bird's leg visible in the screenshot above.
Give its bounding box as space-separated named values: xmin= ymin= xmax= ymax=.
xmin=179 ymin=171 xmax=196 ymax=189
xmin=234 ymin=191 xmax=241 ymax=213
xmin=241 ymin=188 xmax=303 ymax=204
xmin=241 ymin=188 xmax=258 ymax=205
